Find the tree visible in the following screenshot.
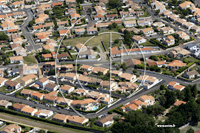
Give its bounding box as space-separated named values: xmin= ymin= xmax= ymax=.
xmin=186 ymin=128 xmax=194 ymax=133
xmin=76 ymin=0 xmax=84 ymax=3
xmin=43 ymin=50 xmax=51 ymax=54
xmin=0 ymin=32 xmax=9 ymax=41
xmin=93 ymin=47 xmax=97 ymax=51
xmin=121 ymin=62 xmax=127 ymax=72
xmin=28 ymin=20 xmax=35 ymax=27
xmin=159 ymin=84 xmax=166 ymax=90
xmin=108 ymin=0 xmax=122 ymax=9
xmin=114 ymin=39 xmax=119 ymax=44
xmin=48 ymin=69 xmax=55 ymax=75
xmin=164 ymin=89 xmax=176 ymax=108
xmin=88 ymin=8 xmax=92 ymax=14
xmin=123 ymin=30 xmax=132 ymax=46
xmin=133 ymin=69 xmax=137 ymax=74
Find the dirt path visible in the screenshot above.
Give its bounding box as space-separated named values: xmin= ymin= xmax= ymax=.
xmin=0 ymin=113 xmax=90 ymax=133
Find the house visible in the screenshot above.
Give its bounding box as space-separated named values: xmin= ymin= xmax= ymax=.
xmin=70 ymin=13 xmax=80 ymax=20
xmin=119 ymin=11 xmax=129 ymax=18
xmin=68 ymin=115 xmax=89 ymax=126
xmin=43 ymin=94 xmax=58 ymax=103
xmin=119 ymin=73 xmax=136 ymax=82
xmin=87 ymin=27 xmax=98 ymax=35
xmin=131 ymin=100 xmax=147 ymax=109
xmin=43 ymin=44 xmax=54 ymax=52
xmin=13 ymin=103 xmax=27 ymax=111
xmin=185 ymin=43 xmax=198 ymax=51
xmin=57 ymin=64 xmax=74 ymax=72
xmin=97 ymin=94 xmax=113 ymax=104
xmin=42 ymin=54 xmax=52 ymax=60
xmin=9 ymin=56 xmax=23 ymax=64
xmin=92 ymin=67 xmax=109 ymax=75
xmin=162 ymin=35 xmax=175 ymax=46
xmin=137 ymin=18 xmax=153 ymax=26
xmin=123 ymin=20 xmax=136 ymax=28
xmin=123 ymin=103 xmax=139 ymax=112
xmin=80 ymin=65 xmax=93 ymax=72
xmin=118 ymin=82 xmax=138 ymax=93
xmin=135 ymin=11 xmax=145 ymax=16
xmin=78 ymin=49 xmax=96 ymax=59
xmin=56 ymin=53 xmax=69 ymax=60
xmin=71 ymin=99 xmax=99 ymax=111
xmin=95 ymin=114 xmax=114 ymax=127
xmin=138 ymin=95 xmax=155 ymax=105
xmin=11 ymin=1 xmax=24 ymax=8
xmin=100 ymin=81 xmax=118 ymax=90
xmin=182 ymin=22 xmax=194 ymax=30
xmin=151 ymin=22 xmax=165 ymax=28
xmin=174 ymin=100 xmax=186 ymax=106
xmin=0 ymin=77 xmax=8 ymax=87
xmin=75 ymin=43 xmax=87 ymax=52
xmin=168 ymin=81 xmax=185 ymax=91
xmin=0 ymin=100 xmax=12 ymax=108
xmin=177 ymin=31 xmax=190 ymax=40
xmin=52 ymin=2 xmax=63 ymax=7
xmin=43 ymin=62 xmax=55 ymax=72
xmin=190 ymin=25 xmax=200 ymax=33
xmin=131 ymin=35 xmax=146 ymax=44
xmin=60 ymin=85 xmax=75 ymax=93
xmin=45 ymin=83 xmax=58 ymax=92
xmin=167 ymin=60 xmax=186 ymax=69
xmin=75 ymin=28 xmax=85 ymax=35
xmin=168 ymin=47 xmax=191 ymax=58
xmin=183 ymin=70 xmax=199 ymax=79
xmin=34 ymin=109 xmax=53 ymax=118
xmin=73 ymin=88 xmax=88 ymax=96
xmin=56 ymin=97 xmax=73 ymax=105
xmin=52 ymin=114 xmax=69 ymax=123
xmin=21 ymin=74 xmax=38 ymax=85
xmin=46 ymin=39 xmax=57 ymax=47
xmin=110 ymin=70 xmax=122 ymax=77
xmin=31 ymin=91 xmax=44 ymax=100
xmin=179 ymin=1 xmax=195 ymax=10
xmin=59 ymin=29 xmax=71 ymax=36
xmin=160 ymin=27 xmax=174 ymax=34
xmin=106 ymin=14 xmax=118 ymax=20
xmin=4 ymin=80 xmax=20 ymax=89
xmin=35 ymin=78 xmax=49 ymax=88
xmin=20 ymin=89 xmax=32 ymax=96
xmin=21 ymin=106 xmax=38 ymax=116
xmin=1 ymin=124 xmax=21 ymax=133
xmin=137 ymin=75 xmax=159 ymax=89
xmin=141 ymin=28 xmax=154 ymax=36
xmin=60 ymin=73 xmax=78 ymax=81
xmin=125 ymin=59 xmax=141 ymax=68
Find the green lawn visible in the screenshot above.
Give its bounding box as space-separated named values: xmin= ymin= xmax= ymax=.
xmin=23 ymin=55 xmax=37 ymax=65
xmin=0 ymin=87 xmax=15 ymax=93
xmin=184 ymin=57 xmax=200 ymax=63
xmin=139 ymin=12 xmax=151 ymax=17
xmin=63 ymin=30 xmax=122 ymax=51
xmin=139 ymin=41 xmax=157 ymax=46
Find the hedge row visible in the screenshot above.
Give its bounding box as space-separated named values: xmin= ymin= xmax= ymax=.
xmin=150 ymin=38 xmax=179 ymax=49
xmin=176 ymin=62 xmax=194 ymax=73
xmin=0 ymin=107 xmax=104 ymax=132
xmin=73 ymin=104 xmax=106 ymax=113
xmin=108 ymin=105 xmax=124 ymax=115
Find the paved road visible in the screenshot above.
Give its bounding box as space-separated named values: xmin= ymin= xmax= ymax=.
xmin=21 ymin=8 xmax=42 ymax=52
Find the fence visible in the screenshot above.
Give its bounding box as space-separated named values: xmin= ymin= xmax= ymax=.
xmin=107 ymin=98 xmax=121 ymax=108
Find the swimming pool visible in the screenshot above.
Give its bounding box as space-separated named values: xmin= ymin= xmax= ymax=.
xmin=93 ymin=107 xmax=98 ymax=110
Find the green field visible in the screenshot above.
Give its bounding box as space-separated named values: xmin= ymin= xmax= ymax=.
xmin=63 ymin=30 xmax=123 ymax=51
xmin=23 ymin=55 xmax=37 ymax=64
